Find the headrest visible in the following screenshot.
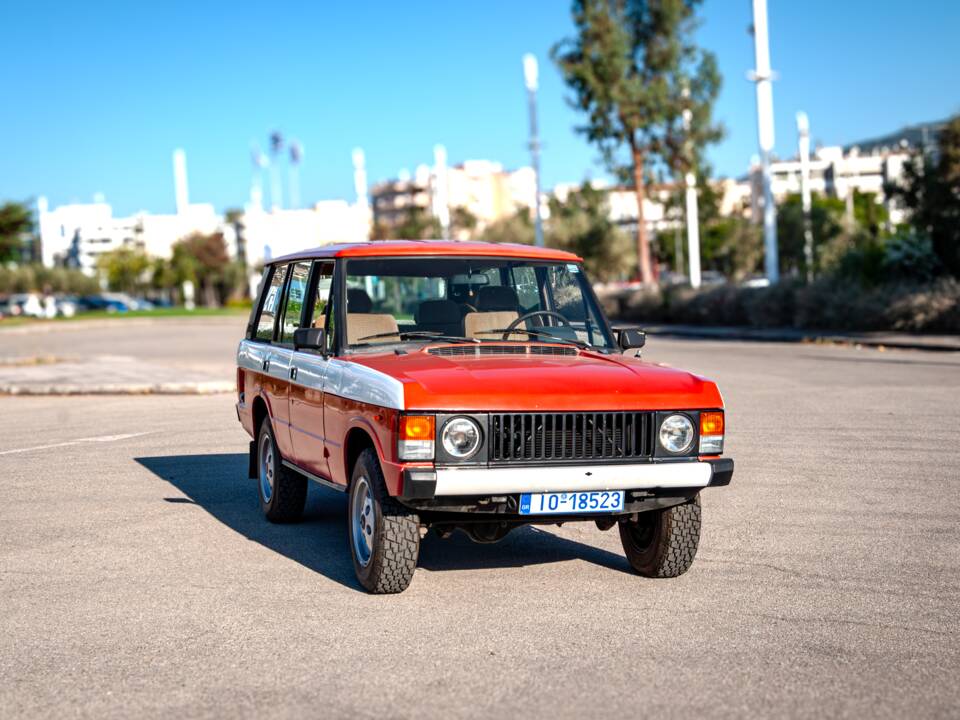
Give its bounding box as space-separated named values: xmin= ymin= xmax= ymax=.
xmin=415 ymin=299 xmax=462 ymax=324
xmin=346 ymin=287 xmax=373 ymax=313
xmin=477 ymin=285 xmax=519 ymax=312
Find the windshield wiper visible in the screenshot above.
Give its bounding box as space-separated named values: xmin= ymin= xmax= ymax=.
xmin=355 ymin=330 xmax=480 ymax=344
xmin=475 ymin=328 xmax=596 ymax=351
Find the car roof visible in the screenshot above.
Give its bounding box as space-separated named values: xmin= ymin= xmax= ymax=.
xmin=266 ymin=240 xmax=583 ymax=265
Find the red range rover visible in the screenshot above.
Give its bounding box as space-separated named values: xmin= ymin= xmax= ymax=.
xmin=236 ymin=241 xmax=733 ymax=593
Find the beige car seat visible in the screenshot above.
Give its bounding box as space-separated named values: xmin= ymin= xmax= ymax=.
xmin=347 ymin=313 xmax=400 ymax=344
xmin=463 ymin=286 xmax=526 ymax=340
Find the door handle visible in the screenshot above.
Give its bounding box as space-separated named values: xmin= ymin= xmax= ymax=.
xmin=290 ymin=367 xmax=298 ymax=381
xmin=262 ymin=358 xmax=270 ymax=372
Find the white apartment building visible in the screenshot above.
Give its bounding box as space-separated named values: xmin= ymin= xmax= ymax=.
xmin=744 ymin=145 xmax=910 ymax=224
xmin=37 ymin=198 xmax=222 ymax=275
xmin=371 ymin=149 xmax=536 ymax=239
xmin=240 ymin=200 xmax=370 ymax=267
xmin=37 ymin=148 xmax=373 ymax=274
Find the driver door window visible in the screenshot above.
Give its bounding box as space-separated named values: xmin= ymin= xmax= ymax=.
xmin=279 ymin=262 xmax=312 ymax=344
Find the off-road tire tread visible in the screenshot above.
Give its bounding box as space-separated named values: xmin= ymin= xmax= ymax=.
xmin=620 ymin=495 xmax=701 ymax=578
xmin=259 ymin=419 xmax=307 ymax=524
xmin=352 ymin=448 xmax=419 ymax=594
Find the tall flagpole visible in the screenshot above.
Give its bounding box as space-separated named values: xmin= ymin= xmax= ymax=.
xmin=750 ymin=0 xmax=779 ymax=283
xmin=523 ymin=54 xmax=544 ymax=247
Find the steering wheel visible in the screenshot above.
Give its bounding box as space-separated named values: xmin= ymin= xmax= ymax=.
xmin=503 ymin=311 xmax=572 ymax=341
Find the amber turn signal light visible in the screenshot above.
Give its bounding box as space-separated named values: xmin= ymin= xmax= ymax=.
xmin=400 ymin=415 xmax=435 ymax=440
xmin=699 ymin=411 xmax=724 ymax=455
xmin=700 ymin=411 xmax=724 ymax=436
xmin=399 ymin=415 xmax=436 ymax=461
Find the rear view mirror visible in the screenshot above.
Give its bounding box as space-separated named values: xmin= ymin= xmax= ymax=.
xmin=615 ymin=326 xmax=646 ymax=351
xmin=293 ymin=327 xmax=326 ymax=352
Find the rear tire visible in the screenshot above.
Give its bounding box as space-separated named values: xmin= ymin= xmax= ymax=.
xmin=348 ymin=448 xmax=420 ymax=594
xmin=257 ymin=417 xmax=307 ymax=523
xmin=618 ymin=495 xmax=701 ymax=577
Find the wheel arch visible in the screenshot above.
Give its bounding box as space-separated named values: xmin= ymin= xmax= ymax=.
xmin=344 ymin=426 xmax=377 ymax=486
xmin=252 ymin=394 xmax=270 ymax=434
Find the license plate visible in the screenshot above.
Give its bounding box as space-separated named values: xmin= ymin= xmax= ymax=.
xmin=519 ymin=490 xmax=625 ymax=515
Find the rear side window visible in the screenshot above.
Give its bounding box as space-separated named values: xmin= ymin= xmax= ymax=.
xmin=255 ymin=264 xmax=288 ymax=340
xmin=279 ymin=262 xmax=312 ymax=344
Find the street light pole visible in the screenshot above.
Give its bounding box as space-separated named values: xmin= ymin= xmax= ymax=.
xmin=797 ymin=111 xmax=814 ymax=282
xmin=681 ymin=87 xmax=701 ymax=289
xmin=523 ymin=53 xmax=544 ymax=248
xmin=750 ymin=0 xmax=779 ymax=283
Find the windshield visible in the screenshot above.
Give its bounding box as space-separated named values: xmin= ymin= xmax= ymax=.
xmin=343 ymin=256 xmax=615 ymax=351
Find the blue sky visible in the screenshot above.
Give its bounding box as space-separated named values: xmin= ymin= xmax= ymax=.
xmin=1 ymin=1 xmax=958 ymax=216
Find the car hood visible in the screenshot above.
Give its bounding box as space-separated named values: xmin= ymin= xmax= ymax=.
xmin=349 ymin=346 xmax=722 ymax=412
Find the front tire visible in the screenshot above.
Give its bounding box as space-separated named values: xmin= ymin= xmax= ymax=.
xmin=257 ymin=417 xmax=307 ymax=523
xmin=618 ymin=495 xmax=701 ymax=577
xmin=348 ymin=448 xmax=420 ymax=594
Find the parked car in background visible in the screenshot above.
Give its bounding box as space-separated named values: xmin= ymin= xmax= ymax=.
xmin=55 ymin=296 xmax=78 ymax=318
xmin=236 ymin=241 xmax=734 ymax=594
xmin=2 ymin=293 xmax=46 ymax=318
xmin=76 ymin=295 xmax=131 ymax=313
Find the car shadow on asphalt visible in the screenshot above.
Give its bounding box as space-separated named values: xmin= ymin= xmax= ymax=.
xmin=135 ymin=453 xmax=631 ymax=592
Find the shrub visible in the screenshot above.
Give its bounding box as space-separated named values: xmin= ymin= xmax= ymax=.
xmin=606 ymin=276 xmax=960 ymax=334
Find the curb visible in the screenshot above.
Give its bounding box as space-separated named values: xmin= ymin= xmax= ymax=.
xmin=0 ymin=381 xmax=236 ymax=396
xmin=639 ymin=326 xmax=960 ymax=353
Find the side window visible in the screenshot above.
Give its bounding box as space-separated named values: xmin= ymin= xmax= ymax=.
xmin=279 ymin=262 xmax=311 ymax=344
xmin=255 ymin=264 xmax=288 ymax=341
xmin=307 ymin=262 xmax=334 ymax=331
xmin=548 ymin=264 xmax=601 ymax=343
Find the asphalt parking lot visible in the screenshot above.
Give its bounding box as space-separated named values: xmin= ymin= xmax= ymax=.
xmin=2 ymin=318 xmax=959 ymax=718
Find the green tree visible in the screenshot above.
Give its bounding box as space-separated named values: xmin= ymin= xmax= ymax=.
xmin=888 ymin=114 xmax=960 ymax=277
xmin=450 ymin=206 xmax=478 ymax=239
xmin=0 ymin=201 xmax=34 ymax=263
xmin=552 ymin=0 xmax=722 ymax=284
xmin=777 ymin=194 xmax=844 ymax=278
xmin=372 ymin=206 xmax=443 ymax=241
xmin=546 ymin=183 xmax=634 ymax=281
xmin=479 ymin=208 xmax=535 ymax=245
xmin=172 ymin=232 xmax=230 ymax=306
xmin=700 ymin=217 xmax=763 ymax=280
xmin=96 ymin=246 xmax=150 ymax=294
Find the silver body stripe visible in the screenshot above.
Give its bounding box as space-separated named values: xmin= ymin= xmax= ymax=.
xmin=237 ymin=340 xmax=405 ymax=410
xmin=433 ymin=461 xmax=712 ymax=496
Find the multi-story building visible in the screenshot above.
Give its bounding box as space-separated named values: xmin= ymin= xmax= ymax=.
xmin=370 ymin=150 xmax=536 ymax=238
xmin=737 ymin=119 xmax=949 ymax=226
xmin=37 ymin=148 xmax=373 ymax=275
xmin=742 ymin=145 xmax=910 ymax=224
xmin=370 ymin=174 xmax=433 ymax=236
xmin=36 ymin=198 xmax=221 ymax=275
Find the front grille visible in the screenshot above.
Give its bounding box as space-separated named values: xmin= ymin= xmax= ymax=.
xmin=488 ymin=412 xmax=654 ymax=464
xmin=428 ymin=345 xmax=577 ymax=357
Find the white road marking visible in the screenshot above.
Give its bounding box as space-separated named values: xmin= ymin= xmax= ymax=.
xmin=0 ymin=432 xmax=152 ymax=456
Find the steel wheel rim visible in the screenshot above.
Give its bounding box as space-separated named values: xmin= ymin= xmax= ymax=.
xmin=351 ymin=476 xmax=375 ymax=567
xmin=259 ymin=434 xmax=274 ymax=503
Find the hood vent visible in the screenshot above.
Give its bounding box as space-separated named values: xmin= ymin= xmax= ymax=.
xmin=427 ymin=344 xmax=577 ymax=357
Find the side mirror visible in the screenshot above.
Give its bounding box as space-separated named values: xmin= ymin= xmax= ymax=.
xmin=293 ymin=327 xmax=326 ymax=352
xmin=615 ymin=326 xmax=646 ymax=351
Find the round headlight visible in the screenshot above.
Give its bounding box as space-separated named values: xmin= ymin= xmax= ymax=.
xmin=441 ymin=417 xmax=482 ymax=458
xmin=659 ymin=414 xmax=694 ymax=454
